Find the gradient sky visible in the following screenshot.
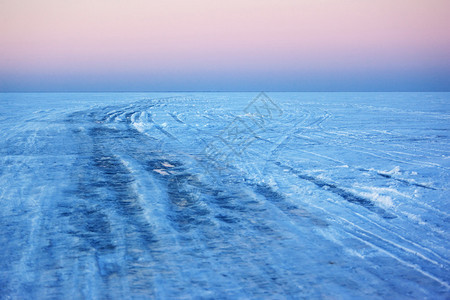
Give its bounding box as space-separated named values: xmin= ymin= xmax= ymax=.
xmin=1 ymin=0 xmax=449 ymax=91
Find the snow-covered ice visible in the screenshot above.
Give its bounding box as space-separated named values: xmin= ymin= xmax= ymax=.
xmin=0 ymin=92 xmax=449 ymax=298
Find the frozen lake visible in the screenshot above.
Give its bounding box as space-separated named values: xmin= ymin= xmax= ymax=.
xmin=0 ymin=92 xmax=449 ymax=298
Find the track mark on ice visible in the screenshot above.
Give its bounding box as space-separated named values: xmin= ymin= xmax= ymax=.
xmin=275 ymin=162 xmax=396 ymax=219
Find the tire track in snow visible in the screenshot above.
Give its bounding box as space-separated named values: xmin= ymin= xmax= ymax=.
xmin=63 ymin=100 xmax=316 ymax=297
xmin=274 ymin=161 xmax=396 ymax=219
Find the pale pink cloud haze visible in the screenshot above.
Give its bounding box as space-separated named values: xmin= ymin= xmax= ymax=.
xmin=1 ymin=0 xmax=449 ymax=90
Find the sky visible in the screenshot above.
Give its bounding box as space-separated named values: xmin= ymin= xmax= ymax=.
xmin=0 ymin=0 xmax=449 ymax=92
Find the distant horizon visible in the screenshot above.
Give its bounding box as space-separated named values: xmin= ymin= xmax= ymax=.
xmin=1 ymin=90 xmax=450 ymax=93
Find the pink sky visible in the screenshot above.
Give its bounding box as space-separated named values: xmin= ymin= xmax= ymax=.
xmin=1 ymin=0 xmax=449 ymax=91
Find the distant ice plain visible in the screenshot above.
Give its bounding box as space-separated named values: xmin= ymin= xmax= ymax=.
xmin=0 ymin=92 xmax=449 ymax=298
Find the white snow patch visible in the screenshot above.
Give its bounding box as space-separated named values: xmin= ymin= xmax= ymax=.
xmin=353 ymin=190 xmax=394 ymax=208
xmin=345 ymin=248 xmax=366 ymax=259
xmin=353 ymin=184 xmax=413 ymax=199
xmin=383 ymin=166 xmax=402 ymax=176
xmin=132 ymin=122 xmax=146 ymax=133
xmin=162 ymin=162 xmax=175 ymax=168
xmin=153 ymin=169 xmax=170 ymax=176
xmin=402 ymin=212 xmax=427 ymax=226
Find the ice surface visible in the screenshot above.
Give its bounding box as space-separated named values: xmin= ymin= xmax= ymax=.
xmin=0 ymin=92 xmax=449 ymax=298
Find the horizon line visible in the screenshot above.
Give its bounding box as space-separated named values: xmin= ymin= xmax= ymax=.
xmin=1 ymin=90 xmax=450 ymax=93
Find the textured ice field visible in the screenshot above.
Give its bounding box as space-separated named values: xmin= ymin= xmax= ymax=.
xmin=0 ymin=92 xmax=449 ymax=299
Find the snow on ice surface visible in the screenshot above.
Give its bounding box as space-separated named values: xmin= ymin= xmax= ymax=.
xmin=0 ymin=92 xmax=449 ymax=298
